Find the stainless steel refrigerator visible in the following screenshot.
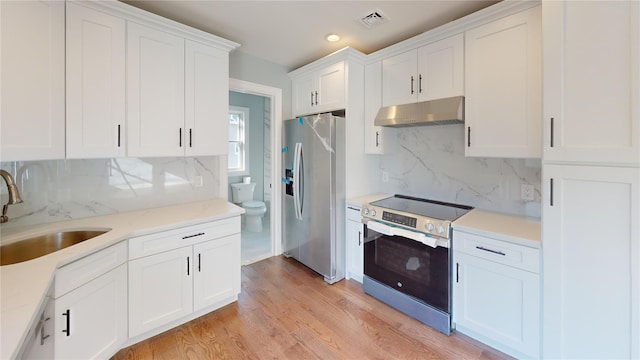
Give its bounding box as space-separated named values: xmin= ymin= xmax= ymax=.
xmin=282 ymin=113 xmax=345 ymax=284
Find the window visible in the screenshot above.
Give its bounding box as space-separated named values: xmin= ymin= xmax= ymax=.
xmin=228 ymin=106 xmax=249 ymax=175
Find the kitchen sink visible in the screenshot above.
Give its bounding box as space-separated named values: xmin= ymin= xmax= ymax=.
xmin=0 ymin=229 xmax=111 ymax=266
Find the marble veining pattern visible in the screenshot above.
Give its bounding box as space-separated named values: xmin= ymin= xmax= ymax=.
xmin=0 ymin=156 xmax=223 ymax=231
xmin=378 ymin=125 xmax=541 ymax=217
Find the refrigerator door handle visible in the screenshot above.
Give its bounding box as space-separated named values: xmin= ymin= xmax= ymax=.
xmin=293 ymin=142 xmax=304 ymax=220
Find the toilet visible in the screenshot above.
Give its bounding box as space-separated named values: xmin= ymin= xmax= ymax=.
xmin=230 ymin=183 xmax=267 ymax=232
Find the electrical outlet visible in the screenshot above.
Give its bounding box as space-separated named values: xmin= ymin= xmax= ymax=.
xmin=382 ymin=171 xmax=389 ymax=183
xmin=521 ymin=184 xmax=534 ymax=201
xmin=195 ymin=175 xmax=203 ymax=187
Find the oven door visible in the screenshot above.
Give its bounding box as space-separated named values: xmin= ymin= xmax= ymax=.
xmin=363 ymin=220 xmax=450 ymax=313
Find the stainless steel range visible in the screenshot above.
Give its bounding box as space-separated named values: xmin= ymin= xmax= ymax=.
xmin=361 ymin=194 xmax=472 ymax=335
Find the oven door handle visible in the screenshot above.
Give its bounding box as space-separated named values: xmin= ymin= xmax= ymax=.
xmin=366 ymin=220 xmax=441 ymax=248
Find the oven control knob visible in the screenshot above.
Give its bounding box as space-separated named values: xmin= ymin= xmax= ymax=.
xmin=437 ymin=225 xmax=446 ymax=234
xmin=425 ymin=223 xmax=435 ymax=231
xmin=363 ymin=208 xmax=369 ymax=215
xmin=370 ymin=209 xmax=376 ymax=216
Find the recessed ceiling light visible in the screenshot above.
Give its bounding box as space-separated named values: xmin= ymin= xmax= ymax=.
xmin=325 ymin=33 xmax=340 ymax=42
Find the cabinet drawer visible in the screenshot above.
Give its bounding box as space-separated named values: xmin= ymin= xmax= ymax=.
xmin=55 ymin=241 xmax=127 ymax=298
xmin=129 ymin=217 xmax=240 ymax=260
xmin=453 ymin=231 xmax=539 ymax=273
xmin=346 ymin=205 xmax=362 ymax=222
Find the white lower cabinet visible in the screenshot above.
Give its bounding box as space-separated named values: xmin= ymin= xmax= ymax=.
xmin=345 ymin=204 xmax=364 ymax=283
xmin=128 ymin=219 xmax=241 ymax=338
xmin=55 ymin=264 xmax=127 ymax=360
xmin=542 ymin=164 xmax=639 ymax=359
xmin=128 ymin=246 xmax=193 ymax=337
xmin=453 ymin=231 xmax=540 ymax=359
xmin=193 ymin=235 xmax=240 ymax=311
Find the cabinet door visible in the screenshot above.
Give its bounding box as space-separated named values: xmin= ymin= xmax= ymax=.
xmin=453 ymin=252 xmax=539 ymax=359
xmin=193 ymin=234 xmax=241 ymax=311
xmin=543 ymin=2 xmax=640 ymax=165
xmin=185 ymin=40 xmax=229 ymax=156
xmin=542 ymin=164 xmax=640 ymax=359
xmin=127 ymin=22 xmax=185 ymax=157
xmin=345 ymin=218 xmax=364 ymax=283
xmin=129 ymin=246 xmax=193 ymax=337
xmin=316 ymin=61 xmax=345 ymax=113
xmin=0 ymin=1 xmax=65 ymax=161
xmin=55 ymin=264 xmax=127 ymax=360
xmin=22 ymin=297 xmax=54 ymax=359
xmin=364 ymin=61 xmax=384 ymax=154
xmin=465 ymin=6 xmax=541 ymax=158
xmin=382 ymin=50 xmax=417 ymax=107
xmin=65 ymin=3 xmax=126 ymax=159
xmin=417 ymin=34 xmax=464 ymax=101
xmin=292 ymin=74 xmax=315 ymax=117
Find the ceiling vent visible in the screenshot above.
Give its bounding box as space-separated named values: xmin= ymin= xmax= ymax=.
xmin=359 ymin=9 xmax=388 ymax=28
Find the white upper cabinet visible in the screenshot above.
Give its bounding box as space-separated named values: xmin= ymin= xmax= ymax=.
xmin=292 ymin=61 xmax=345 ymax=117
xmin=382 ymin=34 xmax=464 ymax=107
xmin=1 ymin=0 xmax=65 ymax=161
xmin=418 ymin=34 xmax=464 ymax=101
xmin=464 ymin=6 xmax=541 ymax=159
xmin=364 ymin=61 xmax=384 ymax=154
xmin=382 ymin=50 xmax=418 ymax=107
xmin=543 ymin=1 xmax=640 ymax=165
xmin=127 ymin=22 xmax=185 ymax=157
xmin=66 ymin=2 xmax=126 ymax=159
xmin=185 ymin=40 xmax=229 ymax=157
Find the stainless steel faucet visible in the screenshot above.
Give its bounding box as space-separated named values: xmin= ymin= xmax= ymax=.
xmin=0 ymin=170 xmax=23 ymax=223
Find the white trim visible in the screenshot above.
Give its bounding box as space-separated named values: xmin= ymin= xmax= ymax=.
xmin=229 ymin=78 xmax=283 ymax=257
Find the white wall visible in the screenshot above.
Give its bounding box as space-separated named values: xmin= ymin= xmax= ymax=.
xmin=229 ymin=51 xmax=292 ymax=119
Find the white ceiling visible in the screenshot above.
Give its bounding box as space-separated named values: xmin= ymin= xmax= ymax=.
xmin=123 ymin=1 xmax=499 ymax=71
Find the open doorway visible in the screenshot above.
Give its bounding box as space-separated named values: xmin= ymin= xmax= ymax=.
xmin=228 ymin=79 xmax=282 ymax=265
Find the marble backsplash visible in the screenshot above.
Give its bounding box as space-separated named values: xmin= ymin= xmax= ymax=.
xmin=378 ymin=125 xmax=542 ymax=218
xmin=0 ymin=156 xmax=223 ymax=231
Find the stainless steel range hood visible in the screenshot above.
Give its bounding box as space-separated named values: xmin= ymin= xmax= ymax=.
xmin=374 ymin=96 xmax=464 ymax=127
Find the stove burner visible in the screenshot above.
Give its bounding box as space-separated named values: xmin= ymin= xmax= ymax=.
xmin=370 ymin=195 xmax=472 ymax=221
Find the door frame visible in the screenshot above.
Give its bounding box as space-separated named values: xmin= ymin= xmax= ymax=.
xmin=228 ymin=78 xmax=283 ymax=256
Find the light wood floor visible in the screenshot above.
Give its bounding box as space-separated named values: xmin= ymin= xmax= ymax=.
xmin=112 ymin=256 xmax=512 ymax=360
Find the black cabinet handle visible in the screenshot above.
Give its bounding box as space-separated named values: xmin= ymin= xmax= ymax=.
xmin=550 ymin=117 xmax=555 ymax=147
xmin=419 ymin=74 xmax=423 ymax=93
xmin=179 ymin=128 xmax=182 ymax=147
xmin=315 ymin=91 xmax=318 ymax=105
xmin=476 ymin=246 xmax=506 ymax=256
xmin=456 ymin=263 xmax=459 ymax=283
xmin=182 ymin=232 xmax=205 ymax=240
xmin=198 ymin=253 xmax=201 ymax=272
xmin=375 ymin=131 xmax=380 ymax=147
xmin=410 ymin=76 xmax=415 ymax=94
xmin=187 ymin=256 xmax=190 ymax=276
xmin=467 ymin=126 xmax=471 ymax=147
xmin=62 ymin=309 xmax=70 ymax=336
xmin=310 ymin=92 xmax=314 ymax=106
xmin=358 ymin=231 xmax=362 ymax=246
xmin=117 ymin=124 xmax=121 ymax=147
xmin=189 ymin=128 xmax=193 ymax=148
xmin=550 ymin=178 xmax=554 ymax=206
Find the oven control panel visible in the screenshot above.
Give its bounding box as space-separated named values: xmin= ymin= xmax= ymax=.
xmin=362 ymin=205 xmax=451 ymax=239
xmin=382 ymin=211 xmax=416 ymax=228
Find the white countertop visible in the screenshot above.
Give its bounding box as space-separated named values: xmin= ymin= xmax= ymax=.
xmin=452 ymin=209 xmax=541 ymax=248
xmin=346 ymin=193 xmax=391 ymax=207
xmin=0 ymin=199 xmax=244 ymax=359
